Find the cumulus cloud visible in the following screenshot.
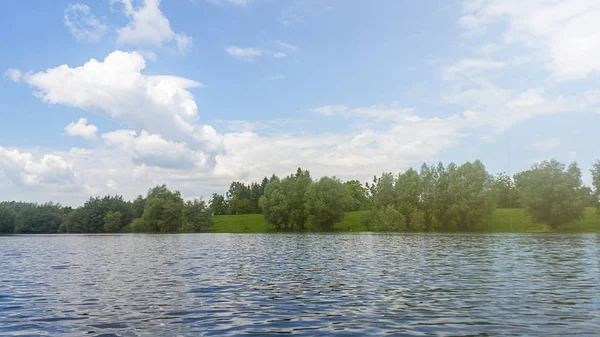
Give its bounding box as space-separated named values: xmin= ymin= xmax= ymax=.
xmin=65 ymin=118 xmax=98 ymax=141
xmin=64 ymin=3 xmax=107 ymax=42
xmin=12 ymin=50 xmax=222 ymax=155
xmin=114 ymin=0 xmax=192 ymax=54
xmin=0 ymin=147 xmax=83 ymax=191
xmin=460 ymin=0 xmax=600 ymax=80
xmin=102 ymin=129 xmax=206 ymax=169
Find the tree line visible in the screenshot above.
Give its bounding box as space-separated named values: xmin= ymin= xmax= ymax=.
xmin=0 ymin=159 xmax=599 ymax=233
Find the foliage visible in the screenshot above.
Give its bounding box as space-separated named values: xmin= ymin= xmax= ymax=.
xmin=103 ymin=211 xmax=122 ymax=233
xmin=182 ymin=199 xmax=213 ymax=232
xmin=209 ymin=193 xmax=228 ymax=215
xmin=373 ymin=205 xmax=405 ymax=231
xmin=494 ymin=173 xmax=521 ymax=208
xmin=13 ymin=203 xmax=64 ymax=233
xmin=419 ymin=163 xmax=436 ymax=231
xmin=447 ymin=160 xmax=495 ymax=231
xmin=0 ymin=205 xmax=16 ymax=233
xmin=395 ymin=168 xmax=421 ymax=230
xmin=517 ymin=159 xmax=586 ymax=229
xmin=305 ymin=176 xmax=350 ymax=230
xmin=371 ymin=173 xmax=396 ymax=209
xmin=142 ymin=185 xmax=184 ymax=232
xmin=344 ymin=180 xmax=370 ymax=211
xmin=259 ymin=175 xmax=290 ymax=229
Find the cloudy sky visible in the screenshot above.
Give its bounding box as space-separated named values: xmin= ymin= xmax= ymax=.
xmin=1 ymin=0 xmax=599 ymax=205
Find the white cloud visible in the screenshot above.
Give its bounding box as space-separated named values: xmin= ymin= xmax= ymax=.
xmin=65 ymin=118 xmax=98 ymax=141
xmin=4 ymin=68 xmax=22 ymax=82
xmin=460 ymin=0 xmax=600 ymax=81
xmin=443 ymin=58 xmax=504 ymax=80
xmin=114 ymin=0 xmax=192 ymax=54
xmin=13 ymin=50 xmax=222 ymax=155
xmin=226 ymin=46 xmax=263 ymax=60
xmin=0 ymin=147 xmax=84 ymax=191
xmin=207 ymin=0 xmax=250 ymax=6
xmin=530 ymin=138 xmax=561 ymax=151
xmin=226 ymin=42 xmax=297 ymax=60
xmin=311 ymin=105 xmax=414 ymax=121
xmin=64 ymin=3 xmax=107 ymax=42
xmin=102 ymin=129 xmax=206 ymax=169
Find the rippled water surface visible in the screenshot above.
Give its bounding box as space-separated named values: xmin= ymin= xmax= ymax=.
xmin=1 ymin=233 xmax=600 ymax=336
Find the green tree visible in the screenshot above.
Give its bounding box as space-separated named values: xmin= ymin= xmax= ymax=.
xmin=447 ymin=160 xmax=495 ymax=231
xmin=259 ymin=176 xmax=290 ymax=229
xmin=305 ymin=176 xmax=350 ymax=231
xmin=372 ymin=172 xmax=396 ymax=209
xmin=0 ymin=206 xmax=16 ymax=233
xmin=103 ymin=211 xmax=122 ymax=233
xmin=373 ymin=205 xmax=405 ymax=231
xmin=131 ymin=195 xmax=146 ymax=219
xmin=183 ymin=199 xmax=213 ymax=232
xmin=288 ymin=168 xmax=312 ymax=229
xmin=62 ymin=209 xmax=87 ymax=233
xmin=142 ymin=185 xmax=184 ymax=232
xmin=395 ymin=168 xmax=421 ymax=230
xmin=433 ymin=162 xmax=455 ymax=230
xmin=14 ymin=203 xmax=64 ymax=233
xmin=419 ymin=163 xmax=436 ymax=231
xmin=494 ymin=173 xmax=520 ymax=208
xmin=343 ymin=180 xmax=369 ymax=211
xmin=209 ymin=193 xmax=228 ymax=215
xmin=517 ymin=159 xmax=586 ymax=229
xmin=590 ymin=161 xmax=600 ymax=212
xmin=229 ymin=196 xmax=251 ymax=215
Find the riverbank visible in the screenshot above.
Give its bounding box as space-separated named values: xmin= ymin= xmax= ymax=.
xmin=210 ymin=208 xmax=600 ymax=233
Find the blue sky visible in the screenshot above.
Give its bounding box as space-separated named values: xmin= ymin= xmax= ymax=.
xmin=1 ymin=0 xmax=599 ymax=205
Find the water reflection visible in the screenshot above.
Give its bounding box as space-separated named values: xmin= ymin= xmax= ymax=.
xmin=1 ymin=233 xmax=599 ymax=336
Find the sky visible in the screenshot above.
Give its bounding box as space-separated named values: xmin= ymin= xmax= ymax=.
xmin=1 ymin=0 xmax=600 ymax=205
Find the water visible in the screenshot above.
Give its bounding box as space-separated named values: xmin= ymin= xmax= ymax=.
xmin=1 ymin=233 xmax=599 ymax=336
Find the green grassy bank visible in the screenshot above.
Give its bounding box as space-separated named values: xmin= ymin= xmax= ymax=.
xmin=209 ymin=208 xmax=600 ymax=233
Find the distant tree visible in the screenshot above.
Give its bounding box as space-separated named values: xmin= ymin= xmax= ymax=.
xmin=373 ymin=205 xmax=405 ymax=231
xmin=433 ymin=162 xmax=455 ymax=231
xmin=305 ymin=176 xmax=351 ymax=231
xmin=288 ymin=168 xmax=312 ymax=229
xmin=78 ymin=195 xmax=133 ymax=233
xmin=229 ymin=196 xmax=251 ymax=215
xmin=343 ymin=180 xmax=369 ymax=211
xmin=517 ymin=160 xmax=585 ymax=229
xmin=395 ymin=168 xmax=421 ymax=230
xmin=209 ymin=193 xmax=228 ymax=215
xmin=591 ymin=161 xmax=600 ymax=212
xmin=103 ymin=211 xmax=122 ymax=233
xmin=62 ymin=209 xmax=87 ymax=233
xmin=142 ymin=185 xmax=184 ymax=232
xmin=183 ymin=199 xmax=213 ymax=232
xmin=581 ymin=186 xmax=597 ymax=208
xmin=259 ymin=175 xmax=289 ymax=229
xmin=447 ymin=160 xmax=495 ymax=231
xmin=0 ymin=206 xmax=16 ymax=233
xmin=419 ymin=163 xmax=436 ymax=231
xmin=494 ymin=173 xmax=520 ymax=208
xmin=372 ymin=172 xmax=396 ymax=209
xmin=14 ymin=203 xmax=63 ymax=233
xmin=131 ymin=195 xmax=146 ymax=219
xmin=249 ymin=182 xmax=264 ymax=214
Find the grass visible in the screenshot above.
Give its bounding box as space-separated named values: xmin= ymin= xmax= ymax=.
xmin=209 ymin=208 xmax=600 ymax=233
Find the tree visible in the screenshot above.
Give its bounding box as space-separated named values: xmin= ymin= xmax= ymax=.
xmin=372 ymin=172 xmax=396 ymax=209
xmin=131 ymin=195 xmax=146 ymax=219
xmin=419 ymin=163 xmax=436 ymax=231
xmin=517 ymin=160 xmax=586 ymax=229
xmin=183 ymin=199 xmax=213 ymax=232
xmin=209 ymin=193 xmax=228 ymax=215
xmin=288 ymin=168 xmax=312 ymax=229
xmin=305 ymin=176 xmax=350 ymax=230
xmin=591 ymin=161 xmax=600 ymax=212
xmin=142 ymin=185 xmax=184 ymax=232
xmin=494 ymin=173 xmax=520 ymax=208
xmin=62 ymin=209 xmax=87 ymax=233
xmin=14 ymin=203 xmax=64 ymax=233
xmin=433 ymin=162 xmax=455 ymax=230
xmin=344 ymin=180 xmax=369 ymax=211
xmin=447 ymin=160 xmax=495 ymax=231
xmin=259 ymin=176 xmax=290 ymax=230
xmin=229 ymin=196 xmax=251 ymax=215
xmin=395 ymin=168 xmax=421 ymax=230
xmin=373 ymin=205 xmax=405 ymax=231
xmin=0 ymin=206 xmax=16 ymax=233
xmin=104 ymin=211 xmax=122 ymax=233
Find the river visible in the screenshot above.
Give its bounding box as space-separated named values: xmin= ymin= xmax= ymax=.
xmin=1 ymin=233 xmax=599 ymax=336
